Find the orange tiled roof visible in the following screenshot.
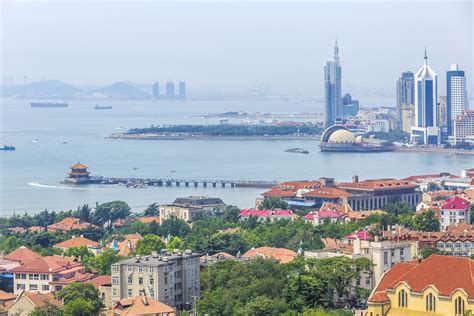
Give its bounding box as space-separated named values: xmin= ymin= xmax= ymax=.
xmin=8 ymin=227 xmax=27 ymax=234
xmin=112 ymin=296 xmax=175 ymax=315
xmin=345 ymin=209 xmax=386 ymax=220
xmin=111 ymin=234 xmax=142 ymax=257
xmin=261 ymin=188 xmax=297 ymax=198
xmin=137 ymin=216 xmax=160 ymax=224
xmin=28 ymin=226 xmax=46 ymax=233
xmin=70 ymin=162 xmax=88 ymax=169
xmin=47 ymin=217 xmax=98 ymax=232
xmin=276 ymin=180 xmax=323 ymax=190
xmin=23 ymin=292 xmax=62 ymax=307
xmin=4 ymin=246 xmax=41 ymax=263
xmin=10 ymin=255 xmax=81 ymax=273
xmin=402 ymin=173 xmax=459 ymax=182
xmin=242 ymin=246 xmax=297 ymax=264
xmin=87 ymin=275 xmax=111 ymax=289
xmin=320 ymin=203 xmax=353 ymax=213
xmin=338 ymin=179 xmax=418 ymax=191
xmin=369 ymin=255 xmax=474 ymax=302
xmin=303 ymin=187 xmax=350 ymax=198
xmin=446 ymin=222 xmax=474 ymax=234
xmin=54 ymin=236 xmax=99 ymax=249
xmin=0 ymin=290 xmax=16 ymax=301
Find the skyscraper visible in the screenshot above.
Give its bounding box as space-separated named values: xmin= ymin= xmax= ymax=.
xmin=447 ymin=64 xmax=467 ymax=136
xmin=396 ymin=71 xmax=415 ymax=125
xmin=410 ymin=50 xmax=440 ymax=144
xmin=178 ymin=81 xmax=186 ymax=99
xmin=166 ymin=82 xmax=175 ymax=99
xmin=324 ymin=40 xmax=342 ymax=128
xmin=152 ymin=82 xmax=159 ymax=98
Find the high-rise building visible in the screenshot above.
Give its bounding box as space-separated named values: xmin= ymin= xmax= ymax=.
xmin=324 ymin=40 xmax=342 ymax=128
xmin=152 ymin=82 xmax=160 ymax=98
xmin=437 ymin=96 xmax=448 ymax=141
xmin=447 ymin=64 xmax=467 ymax=136
xmin=166 ymin=82 xmax=175 ymax=99
xmin=410 ymin=50 xmax=440 ymax=145
xmin=453 ymin=110 xmax=474 ymax=144
xmin=401 ymin=104 xmax=415 ymax=133
xmin=178 ymin=82 xmax=186 ymax=99
xmin=396 ymin=71 xmax=415 ymax=125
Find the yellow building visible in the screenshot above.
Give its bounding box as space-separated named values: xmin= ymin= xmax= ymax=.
xmin=367 ymin=255 xmax=473 ymax=316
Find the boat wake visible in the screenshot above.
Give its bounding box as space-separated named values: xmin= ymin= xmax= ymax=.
xmin=27 ymin=182 xmax=83 ymax=190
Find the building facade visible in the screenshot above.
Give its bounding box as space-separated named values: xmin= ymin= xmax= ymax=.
xmin=439 ymin=196 xmax=471 ymax=231
xmin=324 ymin=40 xmax=342 ymax=127
xmin=453 ymin=110 xmax=474 ymax=144
xmin=437 ymin=96 xmax=448 ymax=141
xmin=159 ymin=204 xmax=206 ymax=223
xmin=165 ymin=82 xmax=175 ymax=99
xmin=178 ymin=82 xmax=186 ymax=100
xmin=447 ymin=64 xmax=467 ymax=136
xmin=111 ymin=251 xmax=200 ymax=310
xmin=401 ymin=104 xmax=415 ymax=133
xmin=411 ymin=50 xmax=440 ymax=145
xmin=396 ymin=71 xmax=415 ymax=126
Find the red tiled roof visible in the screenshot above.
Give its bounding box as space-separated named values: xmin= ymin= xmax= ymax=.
xmin=446 ymin=222 xmax=474 ymax=234
xmin=369 ymin=262 xmax=418 ymax=302
xmin=261 ymin=188 xmax=297 ymax=198
xmin=87 ymin=275 xmax=111 ymax=289
xmin=47 ymin=217 xmax=98 ymax=232
xmin=441 ymin=196 xmax=470 ymax=210
xmin=54 ymin=236 xmax=99 ymax=249
xmin=10 ymin=255 xmax=81 ymax=273
xmin=0 ymin=290 xmax=16 ymax=301
xmin=338 ymin=179 xmax=418 ymax=191
xmin=4 ymin=246 xmax=41 ymax=263
xmin=369 ymin=255 xmax=474 ymax=302
xmin=344 ymin=231 xmax=371 ymax=240
xmin=242 ymin=246 xmax=297 ymax=264
xmin=24 ymin=292 xmax=62 ymax=307
xmin=276 ymin=180 xmax=322 ymax=190
xmin=112 ymin=296 xmax=175 ymax=315
xmin=402 ymin=173 xmax=459 ymax=182
xmin=303 ymin=187 xmax=350 ymax=198
xmin=136 ymin=216 xmax=160 ymax=224
xmin=239 ymin=209 xmax=294 ymax=217
xmin=316 ymin=209 xmax=346 ymax=219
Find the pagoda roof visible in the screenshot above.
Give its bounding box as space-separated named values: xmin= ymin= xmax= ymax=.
xmin=70 ymin=162 xmax=88 ymax=169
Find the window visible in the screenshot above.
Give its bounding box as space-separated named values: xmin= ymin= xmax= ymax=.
xmin=455 ymin=297 xmax=465 ymax=315
xmin=390 ymin=249 xmax=395 ymax=257
xmin=138 ymin=266 xmax=143 ymax=273
xmin=127 ymin=265 xmax=133 ymax=272
xmin=164 ymin=276 xmax=168 ymax=285
xmin=16 ymin=284 xmax=25 ymax=290
xmin=112 ymin=277 xmax=119 ymax=285
xmin=383 ymin=251 xmax=388 ymax=265
xmin=128 ymin=276 xmax=133 ymax=284
xmin=112 ymin=288 xmax=117 ymax=296
xmin=42 ymin=285 xmax=49 ymax=291
xmin=128 ymin=289 xmax=133 ymax=296
xmin=112 ymin=265 xmax=119 ymax=273
xmin=138 ymin=277 xmax=144 ymax=285
xmin=29 ymin=274 xmax=39 ymax=280
xmin=400 ymin=248 xmax=404 ymax=256
xmin=149 ymin=277 xmax=154 ymax=285
xmin=41 ymin=274 xmax=49 ymax=280
xmin=426 ymin=293 xmax=436 ymax=312
xmin=102 ymin=292 xmax=105 ymax=300
xmin=150 ymin=290 xmax=154 ymax=298
xmin=149 ymin=267 xmax=154 ymax=274
xmin=398 ymin=289 xmax=407 ymax=307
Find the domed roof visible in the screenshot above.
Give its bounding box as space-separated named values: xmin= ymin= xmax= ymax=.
xmin=355 ymin=135 xmax=364 ymax=144
xmin=328 ymin=129 xmax=355 ymax=143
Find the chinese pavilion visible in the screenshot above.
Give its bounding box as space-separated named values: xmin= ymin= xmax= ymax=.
xmin=65 ymin=162 xmax=91 ymax=184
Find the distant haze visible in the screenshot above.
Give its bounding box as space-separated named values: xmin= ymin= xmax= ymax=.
xmin=1 ymin=1 xmax=472 ymax=97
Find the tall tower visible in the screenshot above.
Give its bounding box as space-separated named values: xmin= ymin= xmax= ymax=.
xmin=411 ymin=49 xmax=440 ymax=145
xmin=414 ymin=49 xmax=437 ymax=128
xmin=152 ymin=82 xmax=160 ymax=98
xmin=396 ymin=71 xmax=415 ymax=125
xmin=166 ymin=82 xmax=175 ymax=99
xmin=324 ymin=40 xmax=342 ymax=128
xmin=178 ymin=81 xmax=186 ymax=99
xmin=446 ymin=64 xmax=467 ymax=136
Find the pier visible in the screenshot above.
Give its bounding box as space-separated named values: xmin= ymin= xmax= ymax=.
xmin=87 ymin=176 xmax=276 ymax=189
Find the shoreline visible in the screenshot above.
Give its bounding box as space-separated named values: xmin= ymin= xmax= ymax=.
xmin=394 ymin=147 xmax=474 ymax=156
xmin=107 ymin=133 xmax=321 ymax=141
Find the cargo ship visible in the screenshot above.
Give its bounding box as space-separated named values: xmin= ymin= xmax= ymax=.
xmin=31 ymin=102 xmax=68 ymax=108
xmin=94 ymin=104 xmax=113 ymax=110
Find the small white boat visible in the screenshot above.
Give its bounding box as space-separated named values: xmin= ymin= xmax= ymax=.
xmin=33 ymin=138 xmax=39 ymax=143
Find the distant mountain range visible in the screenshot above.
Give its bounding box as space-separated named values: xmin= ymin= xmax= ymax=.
xmin=0 ymin=80 xmax=150 ymax=99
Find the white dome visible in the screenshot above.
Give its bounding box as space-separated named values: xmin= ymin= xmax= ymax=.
xmin=328 ymin=129 xmax=356 ymax=143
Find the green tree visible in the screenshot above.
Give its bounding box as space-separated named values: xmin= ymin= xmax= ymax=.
xmin=134 ymin=234 xmax=165 ymax=255
xmin=143 ymin=203 xmax=159 ymax=216
xmin=76 ymin=204 xmax=92 ymax=223
xmin=94 ymin=201 xmax=131 ymax=229
xmin=64 ymin=245 xmax=94 ymax=261
xmin=63 ymin=298 xmax=96 ymax=316
xmin=222 ymin=206 xmax=240 ymax=223
xmin=0 ymin=236 xmax=23 ymax=253
xmin=57 ymin=283 xmax=102 ymax=315
xmin=166 ymin=236 xmax=185 ymax=252
xmin=158 ymin=217 xmax=191 ymax=237
xmin=28 ymin=302 xmax=62 ymax=316
xmin=411 ymin=210 xmax=440 ymax=232
xmin=259 ymin=197 xmax=289 ymax=210
xmin=420 ymin=246 xmax=441 ymax=259
xmin=238 ymin=295 xmax=288 ymax=316
xmin=90 ymin=248 xmax=122 ymax=275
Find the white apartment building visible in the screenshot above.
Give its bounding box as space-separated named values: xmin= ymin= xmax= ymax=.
xmin=453 ymin=110 xmax=474 ymax=144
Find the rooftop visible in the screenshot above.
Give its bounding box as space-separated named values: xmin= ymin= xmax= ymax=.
xmin=242 ymin=246 xmax=297 ymax=264
xmin=114 ymin=251 xmax=200 ymax=267
xmin=10 ymin=255 xmax=82 ymax=273
xmin=112 ymin=296 xmax=175 ymax=315
xmin=239 ymin=209 xmax=294 ymax=217
xmin=441 ymin=196 xmax=470 ymax=210
xmin=338 ymin=179 xmax=418 ymax=191
xmin=4 ymin=246 xmax=41 ymax=264
xmin=54 ymin=236 xmax=99 ymax=249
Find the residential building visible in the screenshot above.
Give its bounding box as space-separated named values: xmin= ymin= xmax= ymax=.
xmin=54 ymin=235 xmax=101 ymax=254
xmin=239 ymin=209 xmax=295 ymax=222
xmin=7 ymin=292 xmax=62 ymax=316
xmin=439 ymin=196 xmax=471 ymax=231
xmin=159 ymin=204 xmax=206 ymax=223
xmin=411 ymin=50 xmax=440 ymax=145
xmin=178 ymin=82 xmax=186 ymax=100
xmin=324 ymin=40 xmax=342 ymax=127
xmin=242 ymin=247 xmax=297 ymax=264
xmin=87 ymin=275 xmax=112 ymax=308
xmin=171 ymin=196 xmax=226 ymax=210
xmin=303 ymin=204 xmax=347 ymax=226
xmin=367 ymin=119 xmax=390 ymax=133
xmin=401 ymin=104 xmax=415 ymax=133
xmin=10 ymin=255 xmax=94 ymax=293
xmin=109 ymin=234 xmax=142 ymax=257
xmin=111 ymin=250 xmax=200 ymax=310
xmin=165 ymin=82 xmax=175 ymax=99
xmin=453 ymin=110 xmax=474 ymax=144
xmin=111 ymin=295 xmax=175 ymax=316
xmin=396 ymin=71 xmax=415 ymax=125
xmin=152 ymin=82 xmax=159 ymax=98
xmin=367 ymin=255 xmax=473 ymax=316
xmin=447 ymin=64 xmax=467 ymax=136
xmin=0 ymin=291 xmax=16 ymax=316
xmin=3 ymin=247 xmax=41 ymax=264
xmin=47 ymin=217 xmax=98 ymax=232
xmin=353 ymin=237 xmax=411 ymax=285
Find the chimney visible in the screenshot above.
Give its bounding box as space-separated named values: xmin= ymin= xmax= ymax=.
xmin=352 ymin=175 xmax=359 ymax=183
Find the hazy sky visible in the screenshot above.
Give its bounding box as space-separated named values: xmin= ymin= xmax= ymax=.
xmin=1 ymin=1 xmax=473 ymax=97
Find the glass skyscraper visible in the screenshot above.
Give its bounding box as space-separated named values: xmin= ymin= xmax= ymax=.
xmin=446 ymin=64 xmax=467 ymax=136
xmin=396 ymin=71 xmax=414 ymax=124
xmin=324 ymin=40 xmax=342 ymax=128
